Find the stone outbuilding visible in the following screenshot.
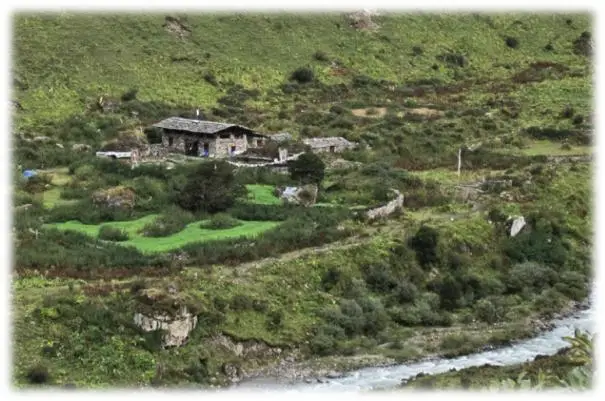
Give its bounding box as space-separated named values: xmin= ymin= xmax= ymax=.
xmin=302 ymin=137 xmax=357 ymax=153
xmin=152 ymin=117 xmax=268 ymax=158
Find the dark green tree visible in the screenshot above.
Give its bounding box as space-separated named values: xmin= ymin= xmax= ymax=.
xmin=177 ymin=161 xmax=246 ymax=213
xmin=409 ymin=225 xmax=440 ymax=268
xmin=288 ymin=152 xmax=325 ymax=185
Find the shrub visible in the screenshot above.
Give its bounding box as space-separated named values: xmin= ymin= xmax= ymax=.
xmin=98 ymin=225 xmax=129 ymax=242
xmin=26 ymin=365 xmax=50 ymax=385
xmin=313 ymin=51 xmax=330 ymax=62
xmin=505 ymin=37 xmax=519 ymax=48
xmin=120 ymin=88 xmax=138 ymax=102
xmin=203 ymin=72 xmax=218 ymax=86
xmin=412 ymin=45 xmax=424 ymax=56
xmin=229 ymin=294 xmax=254 ymax=311
xmin=440 ymin=333 xmax=471 ymax=351
xmin=474 ymin=298 xmax=498 ymax=324
xmin=140 ymin=207 xmax=195 ymax=237
xmin=321 ymin=267 xmax=342 ymax=291
xmin=310 ymin=333 xmax=336 ymax=356
xmin=266 ymin=310 xmax=284 ymax=331
xmin=409 ymin=225 xmax=440 ymax=268
xmin=357 ymin=297 xmax=389 ymax=335
xmin=393 ymin=281 xmax=418 ymax=304
xmin=505 ymin=262 xmax=559 ymax=293
xmin=290 ymin=67 xmax=315 ymax=84
xmin=202 ymin=213 xmax=241 ymax=230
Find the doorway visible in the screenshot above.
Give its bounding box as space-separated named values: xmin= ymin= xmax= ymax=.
xmin=329 ymin=145 xmax=336 ymax=153
xmin=203 ymin=142 xmax=210 ymax=157
xmin=185 ymin=140 xmax=199 ymax=156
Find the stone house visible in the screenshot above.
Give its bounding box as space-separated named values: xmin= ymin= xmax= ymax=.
xmin=152 ymin=117 xmax=268 ymax=158
xmin=302 ymin=137 xmax=357 ymax=153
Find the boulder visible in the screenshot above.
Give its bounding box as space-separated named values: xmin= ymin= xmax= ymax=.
xmin=72 ymin=143 xmax=92 ymax=152
xmin=133 ymin=305 xmax=198 ymax=348
xmin=91 ymin=186 xmax=136 ymax=209
xmin=509 ymin=216 xmax=526 ymax=237
xmin=279 ymin=184 xmax=318 ymax=207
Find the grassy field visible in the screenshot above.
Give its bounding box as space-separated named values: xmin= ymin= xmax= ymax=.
xmin=245 ymin=184 xmax=281 ymax=205
xmin=47 ymin=215 xmax=279 ymax=253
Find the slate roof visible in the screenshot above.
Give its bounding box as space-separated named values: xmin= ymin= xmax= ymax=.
xmin=302 ymin=137 xmax=356 ymax=149
xmin=269 ymin=132 xmax=293 ymax=142
xmin=153 ymin=117 xmax=267 ymax=137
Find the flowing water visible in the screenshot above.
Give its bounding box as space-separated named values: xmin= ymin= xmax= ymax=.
xmin=232 ymin=299 xmax=595 ymax=393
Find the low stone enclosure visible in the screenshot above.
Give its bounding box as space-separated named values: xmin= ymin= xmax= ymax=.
xmin=363 ymin=189 xmax=404 ymax=220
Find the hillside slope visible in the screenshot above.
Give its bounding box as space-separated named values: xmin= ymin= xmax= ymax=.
xmin=13 ymin=13 xmax=592 ymax=149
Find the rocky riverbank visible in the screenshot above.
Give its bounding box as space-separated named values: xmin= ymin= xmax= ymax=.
xmin=233 ymin=297 xmax=590 ymax=388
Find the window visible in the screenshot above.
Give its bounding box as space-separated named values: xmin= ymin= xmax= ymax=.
xmin=257 ymin=139 xmax=263 ymax=147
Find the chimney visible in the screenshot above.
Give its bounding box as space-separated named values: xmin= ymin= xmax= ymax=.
xmin=196 ymin=109 xmax=200 ymax=120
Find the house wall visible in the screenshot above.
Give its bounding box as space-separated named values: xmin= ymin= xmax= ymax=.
xmin=310 ymin=143 xmax=352 ymax=153
xmin=161 ymin=127 xmax=255 ymax=158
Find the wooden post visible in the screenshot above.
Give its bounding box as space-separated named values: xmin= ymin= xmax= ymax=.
xmin=457 ymin=147 xmax=462 ymax=177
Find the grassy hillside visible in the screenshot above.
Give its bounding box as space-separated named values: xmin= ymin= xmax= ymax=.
xmin=11 ymin=12 xmax=594 ymax=389
xmin=12 ymin=13 xmax=592 ymax=156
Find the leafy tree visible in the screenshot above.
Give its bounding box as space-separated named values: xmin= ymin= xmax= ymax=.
xmin=177 ymin=161 xmax=246 ymax=213
xmin=288 ymin=152 xmax=326 ymax=185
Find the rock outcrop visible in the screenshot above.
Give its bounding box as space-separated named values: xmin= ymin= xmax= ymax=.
xmin=278 ymin=184 xmax=318 ymax=207
xmin=133 ymin=305 xmax=198 ymax=348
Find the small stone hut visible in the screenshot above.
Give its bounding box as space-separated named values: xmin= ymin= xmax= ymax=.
xmin=153 ymin=117 xmax=268 ymax=158
xmin=302 ymin=137 xmax=357 ymax=153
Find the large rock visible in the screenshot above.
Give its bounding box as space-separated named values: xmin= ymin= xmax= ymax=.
xmin=72 ymin=143 xmax=92 ymax=152
xmin=279 ymin=184 xmax=318 ymax=207
xmin=509 ymin=216 xmax=526 ymax=237
xmin=91 ymin=186 xmax=136 ymax=209
xmin=133 ymin=305 xmax=197 ymax=348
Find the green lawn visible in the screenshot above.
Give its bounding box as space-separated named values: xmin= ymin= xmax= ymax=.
xmin=47 ymin=215 xmax=280 ymax=253
xmin=246 ymin=184 xmax=281 ymax=205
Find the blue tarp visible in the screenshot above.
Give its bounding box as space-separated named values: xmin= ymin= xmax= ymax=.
xmin=23 ymin=170 xmax=37 ymax=178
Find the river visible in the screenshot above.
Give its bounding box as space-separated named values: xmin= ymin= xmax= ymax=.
xmin=232 ymin=298 xmax=595 ymax=393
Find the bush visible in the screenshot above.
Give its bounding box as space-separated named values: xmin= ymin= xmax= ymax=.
xmin=202 ymin=213 xmax=241 ymax=230
xmin=440 ymin=333 xmax=471 ymax=351
xmin=505 ymin=37 xmax=519 ymax=48
xmin=409 ymin=225 xmax=440 ymax=268
xmin=98 ymin=225 xmax=129 ymax=242
xmin=321 ymin=267 xmax=342 ymax=291
xmin=26 ymin=365 xmax=50 ymax=385
xmin=290 ymin=67 xmax=315 ymax=84
xmin=310 ymin=333 xmax=336 ymax=356
xmin=393 ymin=281 xmax=418 ymax=304
xmin=203 ymin=72 xmax=218 ymax=86
xmin=229 ymin=294 xmax=254 ymax=311
xmin=120 ymin=88 xmax=138 ymax=102
xmin=474 ymin=298 xmax=498 ymax=324
xmin=266 ymin=310 xmax=284 ymax=331
xmin=412 ymin=45 xmax=424 ymax=56
xmin=140 ymin=207 xmax=195 ymax=237
xmin=313 ymin=51 xmax=330 ymax=62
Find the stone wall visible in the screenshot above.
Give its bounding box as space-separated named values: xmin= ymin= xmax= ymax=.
xmin=365 ymin=189 xmax=404 ymax=220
